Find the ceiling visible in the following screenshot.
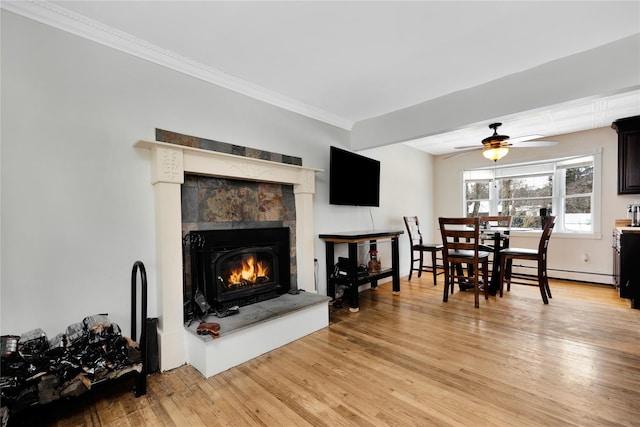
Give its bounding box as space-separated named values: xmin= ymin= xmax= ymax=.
xmin=406 ymin=89 xmax=640 ymax=156
xmin=5 ymin=1 xmax=640 ymax=155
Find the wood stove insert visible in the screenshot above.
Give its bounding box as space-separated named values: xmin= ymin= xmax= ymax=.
xmin=188 ymin=228 xmax=291 ymax=312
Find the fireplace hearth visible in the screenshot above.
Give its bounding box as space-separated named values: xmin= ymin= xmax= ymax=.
xmin=188 ymin=228 xmax=291 ymax=313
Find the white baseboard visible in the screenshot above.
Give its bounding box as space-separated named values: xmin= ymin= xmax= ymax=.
xmin=511 ymin=266 xmax=614 ymax=286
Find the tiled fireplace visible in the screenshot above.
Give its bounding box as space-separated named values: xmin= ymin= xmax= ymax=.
xmin=135 ymin=133 xmax=326 ymax=375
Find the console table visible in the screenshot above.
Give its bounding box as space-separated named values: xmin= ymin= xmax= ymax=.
xmin=319 ymin=230 xmax=403 ymax=312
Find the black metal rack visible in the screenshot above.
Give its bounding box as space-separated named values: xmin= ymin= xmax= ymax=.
xmin=130 ymin=260 xmax=148 ymax=397
xmin=1 ymin=263 xmax=150 ymax=424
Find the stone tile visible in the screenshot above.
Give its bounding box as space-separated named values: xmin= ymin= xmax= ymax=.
xmin=181 ymin=186 xmax=198 ymax=223
xmin=157 ymin=129 xmax=302 ymax=166
xmin=156 ymin=128 xmax=199 ymax=148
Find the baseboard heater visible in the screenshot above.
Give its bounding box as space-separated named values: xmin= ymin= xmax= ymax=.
xmin=509 ymin=264 xmax=613 ymax=286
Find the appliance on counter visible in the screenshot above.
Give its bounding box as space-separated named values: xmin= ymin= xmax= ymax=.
xmin=627 ymin=204 xmax=640 ymax=227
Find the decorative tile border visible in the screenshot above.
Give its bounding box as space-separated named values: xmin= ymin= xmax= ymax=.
xmin=156 ymin=129 xmax=302 ymax=166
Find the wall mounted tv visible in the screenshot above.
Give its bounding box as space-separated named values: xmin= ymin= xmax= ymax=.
xmin=329 ymin=146 xmax=380 ymax=207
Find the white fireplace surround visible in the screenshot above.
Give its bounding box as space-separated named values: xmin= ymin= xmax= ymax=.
xmin=135 ymin=140 xmax=322 ymax=371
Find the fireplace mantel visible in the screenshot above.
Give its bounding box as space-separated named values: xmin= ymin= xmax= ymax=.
xmin=135 ymin=140 xmax=322 ymax=371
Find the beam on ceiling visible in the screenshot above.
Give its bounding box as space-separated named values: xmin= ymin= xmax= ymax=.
xmin=350 ymin=34 xmax=640 ymax=151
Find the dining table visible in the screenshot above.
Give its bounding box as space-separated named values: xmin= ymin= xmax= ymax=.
xmin=479 ymin=226 xmax=511 ymax=296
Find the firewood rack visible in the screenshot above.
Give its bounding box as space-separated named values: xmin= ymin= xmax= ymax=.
xmin=130 ymin=260 xmax=148 ymax=397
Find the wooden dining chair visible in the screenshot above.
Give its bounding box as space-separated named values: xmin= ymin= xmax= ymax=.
xmin=403 ymin=216 xmax=443 ymax=284
xmin=438 ymin=217 xmax=491 ymax=308
xmin=479 ymin=216 xmax=512 ymax=228
xmin=498 ymin=216 xmax=556 ymax=303
xmin=479 ymin=215 xmax=512 ymax=268
xmin=479 ymin=215 xmax=512 ymax=246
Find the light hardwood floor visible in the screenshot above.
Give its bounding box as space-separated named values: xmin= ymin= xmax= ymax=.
xmin=12 ymin=277 xmax=640 ymax=426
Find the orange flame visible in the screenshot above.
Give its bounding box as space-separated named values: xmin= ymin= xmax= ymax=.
xmin=227 ymin=256 xmax=270 ymax=286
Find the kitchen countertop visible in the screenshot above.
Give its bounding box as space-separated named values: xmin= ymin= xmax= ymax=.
xmin=615 ymin=219 xmax=640 ymax=233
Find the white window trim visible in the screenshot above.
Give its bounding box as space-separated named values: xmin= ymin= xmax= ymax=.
xmin=462 ymin=149 xmax=602 ymax=239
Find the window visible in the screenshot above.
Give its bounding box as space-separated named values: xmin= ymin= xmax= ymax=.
xmin=559 ymin=158 xmax=594 ymax=232
xmin=463 ymin=153 xmax=600 ymax=234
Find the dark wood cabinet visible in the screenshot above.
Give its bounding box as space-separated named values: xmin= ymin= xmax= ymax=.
xmin=612 ymin=115 xmax=640 ymax=194
xmin=613 ymin=228 xmax=640 ymax=309
xmin=612 ymin=230 xmax=621 ymax=287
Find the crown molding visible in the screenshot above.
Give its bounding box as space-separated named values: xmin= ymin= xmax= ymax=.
xmin=2 ymin=0 xmax=354 ymax=130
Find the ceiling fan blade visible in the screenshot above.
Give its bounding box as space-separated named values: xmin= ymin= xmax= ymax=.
xmin=509 ymin=134 xmax=544 ymax=143
xmin=444 ymin=148 xmax=480 ymax=160
xmin=511 ymin=139 xmax=558 ymax=147
xmin=454 ymin=145 xmax=480 ymax=150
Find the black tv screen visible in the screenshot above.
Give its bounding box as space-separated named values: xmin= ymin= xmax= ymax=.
xmin=329 ymin=146 xmax=380 ymax=207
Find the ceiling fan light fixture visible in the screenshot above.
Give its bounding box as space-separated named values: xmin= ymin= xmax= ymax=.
xmin=482 ymin=122 xmax=510 ymax=145
xmin=483 ymin=146 xmax=509 ymax=161
xmin=481 ymin=123 xmax=510 ymax=161
xmin=450 ymin=122 xmax=556 ymax=161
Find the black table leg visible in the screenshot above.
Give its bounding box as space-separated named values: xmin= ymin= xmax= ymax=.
xmin=325 ymin=242 xmax=335 ymax=299
xmin=488 ymin=232 xmax=501 ymax=296
xmin=391 ymin=236 xmax=401 ymax=295
xmin=348 ymin=242 xmax=359 ymax=312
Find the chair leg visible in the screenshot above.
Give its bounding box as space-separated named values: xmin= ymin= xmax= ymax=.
xmin=454 ymin=263 xmax=465 ymax=291
xmin=408 ymin=251 xmax=414 ymax=281
xmin=431 ymin=249 xmax=438 ymax=286
xmin=545 ymin=275 xmax=552 ymax=299
xmin=483 ymin=260 xmax=489 ymax=301
xmin=499 ymin=255 xmax=507 ymax=298
xmin=473 ymin=271 xmax=480 ymax=309
xmin=538 ymin=263 xmax=549 ymax=304
xmin=506 ymin=259 xmax=513 ymax=292
xmin=542 ymin=266 xmax=552 ymax=300
xmin=541 ymin=259 xmax=552 ymax=299
xmin=442 ymin=262 xmax=450 ymax=302
xmin=450 ymin=264 xmax=455 ymax=294
xmin=418 ymin=251 xmax=424 ymax=278
xmin=545 ymin=277 xmax=552 ymax=299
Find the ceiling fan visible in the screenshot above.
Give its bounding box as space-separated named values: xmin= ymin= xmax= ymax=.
xmin=449 ymin=122 xmax=558 ymax=161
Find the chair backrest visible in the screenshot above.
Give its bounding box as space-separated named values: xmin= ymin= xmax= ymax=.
xmin=479 ymin=215 xmax=512 ymax=228
xmin=438 ymin=217 xmax=482 ymax=263
xmin=403 ymin=216 xmax=423 ymax=246
xmin=539 ymin=216 xmax=556 ymax=258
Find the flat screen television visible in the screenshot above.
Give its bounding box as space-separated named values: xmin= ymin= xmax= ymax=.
xmin=329 ymin=146 xmax=380 ymax=207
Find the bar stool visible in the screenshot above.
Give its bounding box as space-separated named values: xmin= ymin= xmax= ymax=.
xmin=403 ymin=216 xmax=443 ymax=285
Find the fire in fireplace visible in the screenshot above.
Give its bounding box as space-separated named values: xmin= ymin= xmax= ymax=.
xmin=220 ymin=249 xmax=272 ymax=289
xmin=216 ymin=246 xmax=275 ymax=296
xmin=188 ymin=227 xmax=291 ymax=313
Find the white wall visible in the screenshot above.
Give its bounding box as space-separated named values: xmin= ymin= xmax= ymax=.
xmin=434 ymin=126 xmax=637 ymax=284
xmin=0 ymin=12 xmax=434 ymax=337
xmin=313 ymin=143 xmax=435 ymax=295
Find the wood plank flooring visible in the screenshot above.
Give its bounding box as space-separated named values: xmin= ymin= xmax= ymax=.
xmin=11 ymin=277 xmax=640 ymax=426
